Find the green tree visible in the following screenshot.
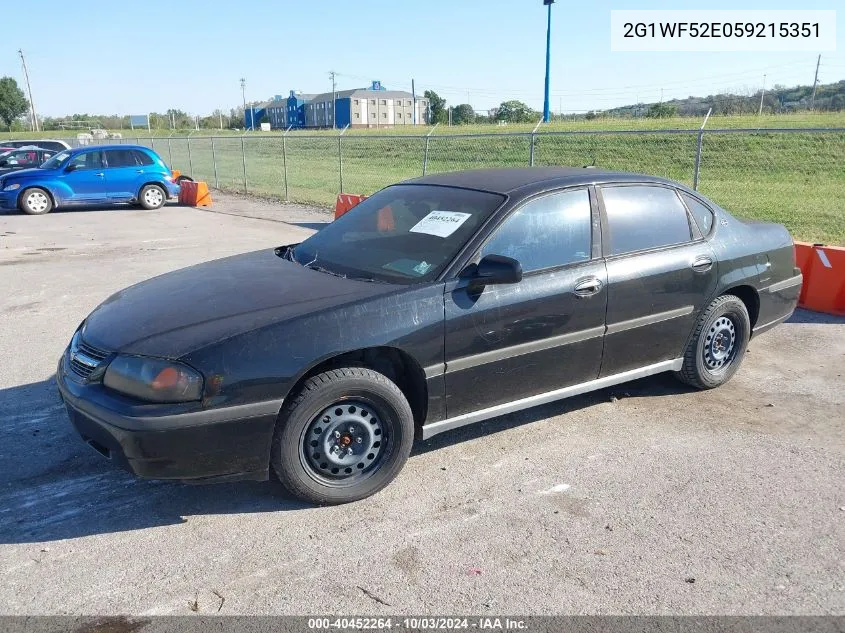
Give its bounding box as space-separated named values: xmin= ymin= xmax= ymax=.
xmin=496 ymin=100 xmax=538 ymax=123
xmin=646 ymin=102 xmax=676 ymax=118
xmin=451 ymin=104 xmax=475 ymax=125
xmin=424 ymin=90 xmax=447 ymax=124
xmin=0 ymin=77 xmax=29 ymax=130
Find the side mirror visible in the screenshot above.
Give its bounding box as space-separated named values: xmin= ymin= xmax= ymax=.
xmin=64 ymin=163 xmax=78 ymax=172
xmin=468 ymin=254 xmax=523 ymax=288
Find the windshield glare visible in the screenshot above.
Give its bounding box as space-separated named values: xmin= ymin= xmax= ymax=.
xmin=291 ymin=184 xmax=505 ymax=284
xmin=40 ymin=150 xmax=71 ymax=170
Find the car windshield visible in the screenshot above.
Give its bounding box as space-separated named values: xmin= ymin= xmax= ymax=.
xmin=40 ymin=150 xmax=72 ymax=170
xmin=289 ymin=184 xmax=505 ymax=284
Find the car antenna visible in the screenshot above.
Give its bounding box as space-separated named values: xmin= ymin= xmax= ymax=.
xmin=583 ymin=156 xmax=597 ymax=169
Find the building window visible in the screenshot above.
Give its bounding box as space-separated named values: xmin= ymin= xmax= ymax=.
xmin=354 ymin=99 xmax=359 ymax=105
xmin=397 ymin=113 xmax=402 ymax=118
xmin=381 ymin=99 xmax=387 ymax=105
xmin=382 ymin=112 xmax=387 ymax=118
xmin=371 ymin=113 xmax=376 ymax=119
xmin=355 ymin=113 xmax=360 ymax=119
xmin=370 ymin=99 xmax=376 ymax=105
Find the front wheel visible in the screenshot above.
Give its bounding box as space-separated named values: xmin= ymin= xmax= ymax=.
xmin=271 ymin=367 xmax=414 ymax=504
xmin=138 ymin=184 xmax=166 ymax=210
xmin=19 ymin=187 xmax=53 ymax=215
xmin=675 ymin=294 xmax=751 ymax=390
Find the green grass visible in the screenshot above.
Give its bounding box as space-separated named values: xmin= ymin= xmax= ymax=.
xmin=2 ymin=114 xmax=842 ymax=244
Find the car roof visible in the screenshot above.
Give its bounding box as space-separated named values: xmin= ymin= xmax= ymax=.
xmin=403 ymin=167 xmax=676 ymax=195
xmin=72 ymin=144 xmax=151 ymax=151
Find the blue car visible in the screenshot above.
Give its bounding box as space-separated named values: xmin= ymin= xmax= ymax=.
xmin=0 ymin=145 xmax=180 ymax=215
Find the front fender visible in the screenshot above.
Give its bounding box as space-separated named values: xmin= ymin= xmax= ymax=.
xmin=16 ymin=179 xmax=74 ymax=207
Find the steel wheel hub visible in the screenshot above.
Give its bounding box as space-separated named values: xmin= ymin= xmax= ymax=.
xmin=303 ymin=400 xmax=385 ymax=479
xmin=704 ymin=316 xmax=736 ymax=371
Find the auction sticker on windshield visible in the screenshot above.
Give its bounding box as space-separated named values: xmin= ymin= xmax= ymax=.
xmin=409 ymin=211 xmax=471 ymax=238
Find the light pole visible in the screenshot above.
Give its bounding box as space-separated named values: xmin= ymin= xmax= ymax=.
xmin=240 ymin=77 xmax=249 ymax=130
xmin=542 ymin=0 xmax=554 ymax=123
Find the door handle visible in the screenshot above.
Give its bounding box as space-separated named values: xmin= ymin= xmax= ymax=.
xmin=691 ymin=256 xmax=713 ymax=272
xmin=136 ymin=169 xmax=145 ymax=174
xmin=94 ymin=172 xmax=105 ymax=177
xmin=574 ymin=277 xmax=603 ymax=297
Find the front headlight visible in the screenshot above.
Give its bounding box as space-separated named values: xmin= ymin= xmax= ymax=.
xmin=103 ymin=356 xmax=203 ymax=403
xmin=3 ymin=183 xmax=21 ymax=191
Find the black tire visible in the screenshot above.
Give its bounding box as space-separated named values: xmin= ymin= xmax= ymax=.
xmin=19 ymin=187 xmax=53 ymax=215
xmin=138 ymin=184 xmax=166 ymax=210
xmin=675 ymin=294 xmax=751 ymax=390
xmin=271 ymin=367 xmax=414 ymax=504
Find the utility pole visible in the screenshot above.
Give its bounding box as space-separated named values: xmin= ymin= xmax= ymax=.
xmin=660 ymin=88 xmax=664 ymax=104
xmin=240 ymin=77 xmax=249 ymax=129
xmin=18 ymin=49 xmax=38 ymax=132
xmin=329 ymin=70 xmax=337 ymax=129
xmin=758 ymin=74 xmax=766 ymax=116
xmin=542 ymin=0 xmax=554 ymax=123
xmin=219 ymin=110 xmax=223 ymax=130
xmin=412 ymin=79 xmax=417 ymax=125
xmin=810 ymin=54 xmax=821 ymax=110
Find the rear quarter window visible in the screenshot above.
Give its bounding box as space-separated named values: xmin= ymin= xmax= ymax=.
xmin=601 ymin=185 xmax=693 ymax=256
xmin=681 ymin=193 xmax=715 ymax=235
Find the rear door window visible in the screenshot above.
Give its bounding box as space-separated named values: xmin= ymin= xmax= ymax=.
xmin=601 ymin=185 xmax=693 ymax=256
xmin=105 ymin=149 xmax=139 ymax=168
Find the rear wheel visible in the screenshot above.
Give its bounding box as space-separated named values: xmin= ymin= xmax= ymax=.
xmin=271 ymin=367 xmax=414 ymax=504
xmin=19 ymin=188 xmax=53 ymax=215
xmin=138 ymin=184 xmax=166 ymax=210
xmin=675 ymin=294 xmax=751 ymax=390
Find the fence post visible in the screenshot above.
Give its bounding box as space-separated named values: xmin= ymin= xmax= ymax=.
xmin=338 ymin=124 xmax=349 ymax=194
xmin=211 ymin=136 xmax=219 ymax=189
xmin=529 ymin=118 xmax=543 ymax=167
xmin=422 ymin=123 xmax=439 ymax=176
xmin=693 ymin=108 xmax=712 ymax=191
xmin=187 ymin=137 xmax=193 ymax=177
xmin=241 ymin=136 xmax=248 ymax=193
xmin=167 ymin=136 xmax=173 ymax=167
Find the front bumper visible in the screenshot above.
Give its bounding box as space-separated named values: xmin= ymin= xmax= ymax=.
xmin=0 ymin=190 xmax=18 ymax=209
xmin=56 ymin=355 xmax=281 ymax=483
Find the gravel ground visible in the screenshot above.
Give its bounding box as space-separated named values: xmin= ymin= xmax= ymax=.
xmin=0 ymin=193 xmax=843 ymax=616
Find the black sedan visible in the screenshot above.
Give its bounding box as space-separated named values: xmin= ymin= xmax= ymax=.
xmin=57 ymin=168 xmax=802 ymax=504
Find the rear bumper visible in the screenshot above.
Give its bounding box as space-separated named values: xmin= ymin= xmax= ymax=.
xmin=753 ymin=272 xmax=802 ymax=337
xmin=57 ymin=356 xmax=280 ymax=482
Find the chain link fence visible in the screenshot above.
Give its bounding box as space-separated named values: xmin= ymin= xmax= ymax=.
xmin=62 ymin=128 xmax=844 ymax=242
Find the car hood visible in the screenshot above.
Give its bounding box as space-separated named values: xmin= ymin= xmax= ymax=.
xmin=82 ymin=249 xmax=400 ymax=358
xmin=1 ymin=166 xmax=48 ymax=180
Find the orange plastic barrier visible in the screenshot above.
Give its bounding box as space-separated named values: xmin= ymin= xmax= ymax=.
xmin=377 ymin=206 xmax=395 ymax=231
xmin=334 ymin=193 xmax=367 ymax=219
xmin=178 ymin=180 xmax=213 ymax=207
xmin=793 ymin=242 xmax=814 ymax=305
xmin=796 ymin=242 xmax=845 ymax=316
xmin=172 ymin=169 xmax=182 ymax=180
